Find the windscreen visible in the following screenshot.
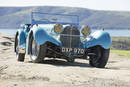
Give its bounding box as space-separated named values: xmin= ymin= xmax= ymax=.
xmin=31 ymin=12 xmax=79 ymax=25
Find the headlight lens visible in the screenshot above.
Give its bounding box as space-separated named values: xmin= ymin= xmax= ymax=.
xmin=54 ymin=24 xmax=63 ymax=34
xmin=81 ymin=25 xmax=91 ymax=36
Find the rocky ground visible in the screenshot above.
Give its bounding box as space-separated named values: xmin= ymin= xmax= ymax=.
xmin=0 ymin=33 xmax=130 ymax=87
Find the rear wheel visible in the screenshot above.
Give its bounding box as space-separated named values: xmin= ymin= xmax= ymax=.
xmin=15 ymin=34 xmax=25 ymax=62
xmin=89 ymin=46 xmax=110 ymax=68
xmin=30 ymin=36 xmax=46 ymax=63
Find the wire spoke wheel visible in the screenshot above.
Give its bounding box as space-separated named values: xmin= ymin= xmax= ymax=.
xmin=30 ymin=35 xmax=46 ymax=63
xmin=31 ymin=39 xmax=40 ymax=61
xmin=89 ymin=46 xmax=110 ymax=68
xmin=90 ymin=47 xmax=101 ymax=66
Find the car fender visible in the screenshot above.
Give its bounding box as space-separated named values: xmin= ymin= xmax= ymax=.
xmin=33 ymin=27 xmax=61 ymax=46
xmin=14 ymin=29 xmax=26 ymax=52
xmin=84 ymin=30 xmax=111 ymax=49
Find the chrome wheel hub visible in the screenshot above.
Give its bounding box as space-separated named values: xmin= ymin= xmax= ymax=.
xmin=31 ymin=39 xmax=40 ymax=60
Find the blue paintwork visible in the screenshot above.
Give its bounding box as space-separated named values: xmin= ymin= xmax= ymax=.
xmin=16 ymin=25 xmax=111 ymax=54
xmin=15 ymin=12 xmax=111 ymax=55
xmin=17 ymin=29 xmax=26 ymax=48
xmin=28 ymin=25 xmax=111 ymax=49
xmin=83 ymin=30 xmax=111 ymax=49
xmin=25 ymin=24 xmax=62 ymax=54
xmin=33 ymin=27 xmax=61 ymax=46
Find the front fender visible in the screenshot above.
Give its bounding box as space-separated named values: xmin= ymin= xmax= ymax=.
xmin=33 ymin=27 xmax=61 ymax=46
xmin=84 ymin=30 xmax=111 ymax=49
xmin=14 ymin=29 xmax=26 ymax=52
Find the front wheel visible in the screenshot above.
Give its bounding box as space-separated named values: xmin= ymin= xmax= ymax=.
xmin=89 ymin=46 xmax=110 ymax=68
xmin=30 ymin=36 xmax=46 ymax=63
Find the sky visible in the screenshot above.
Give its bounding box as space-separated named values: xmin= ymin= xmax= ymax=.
xmin=0 ymin=0 xmax=130 ymax=11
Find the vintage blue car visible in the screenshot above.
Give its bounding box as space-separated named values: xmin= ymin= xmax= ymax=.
xmin=14 ymin=12 xmax=111 ymax=68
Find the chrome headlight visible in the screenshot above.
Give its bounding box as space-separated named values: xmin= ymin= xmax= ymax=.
xmin=81 ymin=25 xmax=91 ymax=36
xmin=54 ymin=24 xmax=63 ymax=34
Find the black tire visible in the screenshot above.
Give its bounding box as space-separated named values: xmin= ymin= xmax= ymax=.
xmin=30 ymin=35 xmax=46 ymax=63
xmin=17 ymin=53 xmax=25 ymax=61
xmin=15 ymin=34 xmax=25 ymax=62
xmin=89 ymin=46 xmax=110 ymax=68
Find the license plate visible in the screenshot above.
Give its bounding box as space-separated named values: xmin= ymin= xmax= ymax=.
xmin=61 ymin=47 xmax=85 ymax=54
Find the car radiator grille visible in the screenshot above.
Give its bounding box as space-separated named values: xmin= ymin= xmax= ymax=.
xmin=60 ymin=26 xmax=81 ymax=57
xmin=60 ymin=26 xmax=80 ymax=48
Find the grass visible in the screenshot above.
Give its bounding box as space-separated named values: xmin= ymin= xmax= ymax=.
xmin=112 ymin=37 xmax=130 ymax=41
xmin=110 ymin=50 xmax=130 ymax=58
xmin=111 ymin=37 xmax=130 ymax=50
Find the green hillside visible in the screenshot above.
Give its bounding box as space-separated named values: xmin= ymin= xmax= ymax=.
xmin=111 ymin=37 xmax=130 ymax=50
xmin=0 ymin=6 xmax=130 ymax=29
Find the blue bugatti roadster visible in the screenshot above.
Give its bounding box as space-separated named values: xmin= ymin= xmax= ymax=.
xmin=14 ymin=12 xmax=111 ymax=68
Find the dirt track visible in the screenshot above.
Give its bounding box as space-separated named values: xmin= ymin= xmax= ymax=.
xmin=0 ymin=33 xmax=130 ymax=87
